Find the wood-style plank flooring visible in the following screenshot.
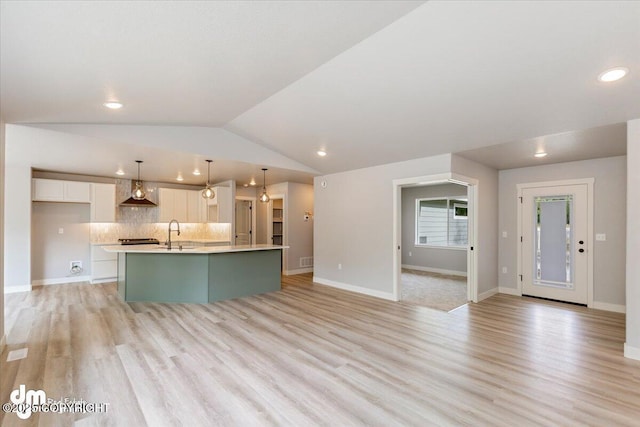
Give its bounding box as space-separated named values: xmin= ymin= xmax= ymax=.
xmin=1 ymin=274 xmax=639 ymax=426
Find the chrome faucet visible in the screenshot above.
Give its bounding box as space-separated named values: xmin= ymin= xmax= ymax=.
xmin=167 ymin=219 xmax=181 ymax=250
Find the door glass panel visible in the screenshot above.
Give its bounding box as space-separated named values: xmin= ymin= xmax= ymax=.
xmin=533 ymin=195 xmax=573 ymax=289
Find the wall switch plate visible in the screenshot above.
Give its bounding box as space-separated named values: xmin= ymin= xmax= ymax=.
xmin=502 ymin=267 xmax=508 ymax=274
xmin=502 ymin=231 xmax=508 ymax=238
xmin=58 ymin=228 xmax=64 ymax=234
xmin=338 ymin=263 xmax=342 ymax=270
xmin=409 ymin=251 xmax=412 ymax=257
xmin=595 ymin=234 xmax=606 ymax=241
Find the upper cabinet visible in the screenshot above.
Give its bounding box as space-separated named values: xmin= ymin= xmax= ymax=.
xmin=159 ymin=186 xmax=232 ymax=223
xmin=91 ymin=183 xmax=116 ymax=222
xmin=159 ymin=188 xmax=207 ymax=223
xmin=33 ymin=179 xmax=91 ymax=203
xmin=207 ymin=186 xmax=232 ymax=223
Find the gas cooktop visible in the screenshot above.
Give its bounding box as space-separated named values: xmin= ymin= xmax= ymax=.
xmin=118 ymin=238 xmax=160 ymax=246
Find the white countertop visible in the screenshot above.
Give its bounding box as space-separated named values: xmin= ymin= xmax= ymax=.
xmin=92 ymin=239 xmax=231 ymax=246
xmin=103 ymin=244 xmax=288 ymax=254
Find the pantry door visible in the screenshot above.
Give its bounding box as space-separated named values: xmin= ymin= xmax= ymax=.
xmin=520 ymin=182 xmax=592 ymax=305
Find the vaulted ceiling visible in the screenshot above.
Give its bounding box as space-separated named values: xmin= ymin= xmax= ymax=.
xmin=1 ymin=1 xmax=638 ymax=181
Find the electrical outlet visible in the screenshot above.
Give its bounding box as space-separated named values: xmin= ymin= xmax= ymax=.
xmin=502 ymin=231 xmax=508 ymax=238
xmin=595 ymin=234 xmax=606 ymax=241
xmin=502 ymin=267 xmax=508 ymax=274
xmin=58 ymin=228 xmax=64 ymax=234
xmin=338 ymin=263 xmax=342 ymax=270
xmin=409 ymin=251 xmax=412 ymax=257
xmin=70 ymin=261 xmax=83 ymax=274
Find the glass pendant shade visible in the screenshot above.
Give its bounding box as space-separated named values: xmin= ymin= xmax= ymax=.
xmin=259 ymin=168 xmax=270 ymax=203
xmin=132 ymin=182 xmax=145 ymax=200
xmin=132 ymin=161 xmax=146 ymax=200
xmin=201 ymin=160 xmax=216 ymax=199
xmin=202 ymin=185 xmax=215 ymax=199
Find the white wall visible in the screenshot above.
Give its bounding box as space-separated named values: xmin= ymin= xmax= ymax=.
xmin=313 ymin=154 xmax=452 ymax=297
xmin=626 ymin=119 xmax=640 ymax=359
xmin=401 ymin=183 xmax=467 ymax=274
xmin=3 ymin=156 xmax=31 ymax=291
xmin=499 ymin=156 xmax=627 ymax=307
xmin=450 ymin=155 xmax=499 ymax=295
xmin=31 ymin=202 xmax=91 ymax=282
xmin=285 ymin=182 xmax=314 ymax=274
xmin=1 ymin=118 xmax=5 ymax=346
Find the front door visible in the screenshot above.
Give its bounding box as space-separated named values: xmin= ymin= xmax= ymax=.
xmin=521 ymin=184 xmax=589 ymax=304
xmin=235 ymin=200 xmax=252 ymax=245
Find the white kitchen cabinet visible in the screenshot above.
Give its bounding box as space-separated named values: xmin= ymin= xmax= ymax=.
xmin=207 ymin=186 xmax=232 ymax=223
xmin=187 ymin=190 xmax=207 ymax=222
xmin=159 ymin=188 xmax=177 ymax=222
xmin=33 ymin=179 xmax=91 ymax=203
xmin=160 ymin=188 xmax=207 ymax=223
xmin=91 ymin=245 xmax=117 ymax=283
xmin=64 ymin=181 xmax=91 ymax=202
xmin=90 ymin=183 xmax=116 ymax=222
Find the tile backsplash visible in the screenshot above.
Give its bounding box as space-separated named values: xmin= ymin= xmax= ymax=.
xmin=116 ymin=179 xmax=159 ymax=223
xmin=90 ymin=222 xmax=231 ymax=244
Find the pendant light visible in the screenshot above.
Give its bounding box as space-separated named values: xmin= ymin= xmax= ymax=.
xmin=259 ymin=168 xmax=270 ymax=203
xmin=201 ymin=160 xmax=216 ymax=199
xmin=132 ymin=160 xmax=146 ymax=200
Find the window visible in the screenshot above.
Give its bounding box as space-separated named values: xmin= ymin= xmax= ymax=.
xmin=416 ymin=198 xmax=468 ymax=247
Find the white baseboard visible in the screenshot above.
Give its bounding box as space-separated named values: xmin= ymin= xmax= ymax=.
xmin=591 ymin=301 xmax=626 ymax=313
xmin=32 ymin=275 xmax=91 ymax=286
xmin=312 ymin=276 xmax=395 ymax=301
xmin=0 ymin=334 xmax=6 ymax=354
xmin=90 ymin=277 xmax=117 ymax=284
xmin=478 ymin=287 xmax=498 ymax=302
xmin=624 ymin=343 xmax=640 ymax=361
xmin=498 ymin=286 xmax=521 ymax=296
xmin=284 ymin=268 xmax=313 ymax=276
xmin=4 ymin=285 xmax=32 ymax=294
xmin=401 ymin=264 xmax=467 ymax=277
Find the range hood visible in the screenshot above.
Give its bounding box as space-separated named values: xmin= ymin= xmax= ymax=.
xmin=120 ymin=197 xmax=157 ymax=207
xmin=119 ymin=180 xmax=157 ymax=207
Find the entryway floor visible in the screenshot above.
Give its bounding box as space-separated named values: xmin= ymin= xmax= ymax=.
xmin=401 ymin=269 xmax=467 ymax=312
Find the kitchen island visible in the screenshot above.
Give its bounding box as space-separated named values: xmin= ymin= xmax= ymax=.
xmin=103 ymin=244 xmax=287 ymax=303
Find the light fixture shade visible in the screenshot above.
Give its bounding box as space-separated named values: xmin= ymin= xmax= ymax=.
xmin=201 ymin=160 xmax=216 ymax=199
xmin=132 ymin=182 xmax=146 ymax=200
xmin=259 ymin=168 xmax=270 ymax=203
xmin=202 ymin=186 xmax=215 ymax=199
xmin=132 ymin=160 xmax=146 ymax=200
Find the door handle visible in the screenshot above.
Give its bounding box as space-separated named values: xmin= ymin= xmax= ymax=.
xmin=579 ymin=240 xmax=584 ymax=245
xmin=578 ymin=248 xmax=585 ymax=253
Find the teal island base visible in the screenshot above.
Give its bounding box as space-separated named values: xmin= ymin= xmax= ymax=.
xmin=117 ymin=249 xmax=282 ymax=303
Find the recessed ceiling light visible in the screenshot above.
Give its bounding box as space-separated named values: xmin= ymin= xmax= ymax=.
xmin=317 ymin=150 xmax=327 ymax=157
xmin=116 ymin=169 xmax=125 ymax=176
xmin=598 ymin=67 xmax=629 ymax=82
xmin=249 ymin=179 xmax=256 ymax=186
xmin=103 ymin=101 xmax=123 ymax=109
xmin=243 ymin=184 xmax=249 ymax=187
xmin=534 ymin=152 xmax=548 ymax=158
xmin=176 ymin=174 xmax=184 ymax=182
xmin=193 ymin=169 xmax=201 ymax=176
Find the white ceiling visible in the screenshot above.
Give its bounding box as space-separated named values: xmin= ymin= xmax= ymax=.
xmin=0 ymin=0 xmax=422 ymax=125
xmin=1 ymin=1 xmax=639 ymax=179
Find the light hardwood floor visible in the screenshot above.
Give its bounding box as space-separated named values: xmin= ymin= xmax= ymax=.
xmin=1 ymin=274 xmax=639 ymax=426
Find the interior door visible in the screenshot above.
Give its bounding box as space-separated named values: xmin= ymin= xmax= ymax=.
xmin=521 ymin=184 xmax=588 ymax=304
xmin=235 ymin=200 xmax=252 ymax=245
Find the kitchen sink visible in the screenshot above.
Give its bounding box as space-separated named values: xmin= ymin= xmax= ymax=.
xmin=153 ymin=245 xmax=200 ymax=252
